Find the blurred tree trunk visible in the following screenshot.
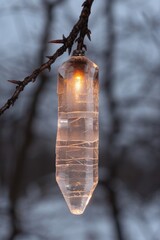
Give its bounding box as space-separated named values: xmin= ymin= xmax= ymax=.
xmin=103 ymin=1 xmax=125 ymax=240
xmin=8 ymin=1 xmax=64 ymax=239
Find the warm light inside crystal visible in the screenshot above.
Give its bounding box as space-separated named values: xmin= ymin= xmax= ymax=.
xmin=74 ymin=72 xmax=83 ymax=91
xmin=56 ymin=55 xmax=99 ymax=215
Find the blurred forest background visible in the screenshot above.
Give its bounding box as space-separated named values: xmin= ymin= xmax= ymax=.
xmin=0 ymin=0 xmax=160 ymax=239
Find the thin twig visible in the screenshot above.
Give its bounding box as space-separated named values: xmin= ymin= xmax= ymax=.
xmin=0 ymin=0 xmax=94 ymax=116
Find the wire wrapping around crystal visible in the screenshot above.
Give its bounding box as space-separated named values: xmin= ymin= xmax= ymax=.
xmin=56 ymin=54 xmax=99 ymax=215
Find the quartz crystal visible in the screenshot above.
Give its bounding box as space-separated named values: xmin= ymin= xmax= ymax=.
xmin=56 ymin=54 xmax=99 ymax=215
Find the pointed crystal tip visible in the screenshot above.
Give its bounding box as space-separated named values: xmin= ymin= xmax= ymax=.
xmin=56 ymin=178 xmax=98 ymax=215
xmin=67 ymin=195 xmax=91 ymax=215
xmin=70 ymin=208 xmax=84 ymax=215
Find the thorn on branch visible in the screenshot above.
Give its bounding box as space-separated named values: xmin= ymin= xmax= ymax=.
xmin=68 ymin=45 xmax=73 ymax=55
xmin=32 ymin=77 xmax=36 ymax=83
xmin=49 ymin=39 xmax=64 ymax=44
xmin=48 ymin=65 xmax=51 ymax=72
xmin=46 ymin=56 xmax=53 ymax=60
xmin=62 ymin=34 xmax=67 ymax=41
xmin=83 ymin=44 xmax=87 ymax=51
xmin=33 ymin=69 xmax=39 ymax=79
xmin=8 ymin=80 xmax=22 ymax=85
xmin=7 ymin=98 xmax=15 ymax=106
xmin=49 ymin=35 xmax=67 ymax=45
xmin=86 ymin=29 xmax=91 ymax=41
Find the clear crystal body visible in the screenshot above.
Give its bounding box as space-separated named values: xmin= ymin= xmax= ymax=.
xmin=56 ymin=55 xmax=99 ymax=215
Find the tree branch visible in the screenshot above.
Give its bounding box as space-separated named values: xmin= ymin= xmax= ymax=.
xmin=0 ymin=0 xmax=94 ymax=116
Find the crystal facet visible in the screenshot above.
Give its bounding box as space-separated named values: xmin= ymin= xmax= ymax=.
xmin=56 ymin=55 xmax=99 ymax=215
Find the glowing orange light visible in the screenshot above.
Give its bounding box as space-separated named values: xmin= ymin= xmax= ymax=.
xmin=74 ymin=72 xmax=83 ymax=91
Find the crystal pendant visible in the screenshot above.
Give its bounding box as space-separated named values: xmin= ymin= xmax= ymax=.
xmin=56 ymin=53 xmax=99 ymax=215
